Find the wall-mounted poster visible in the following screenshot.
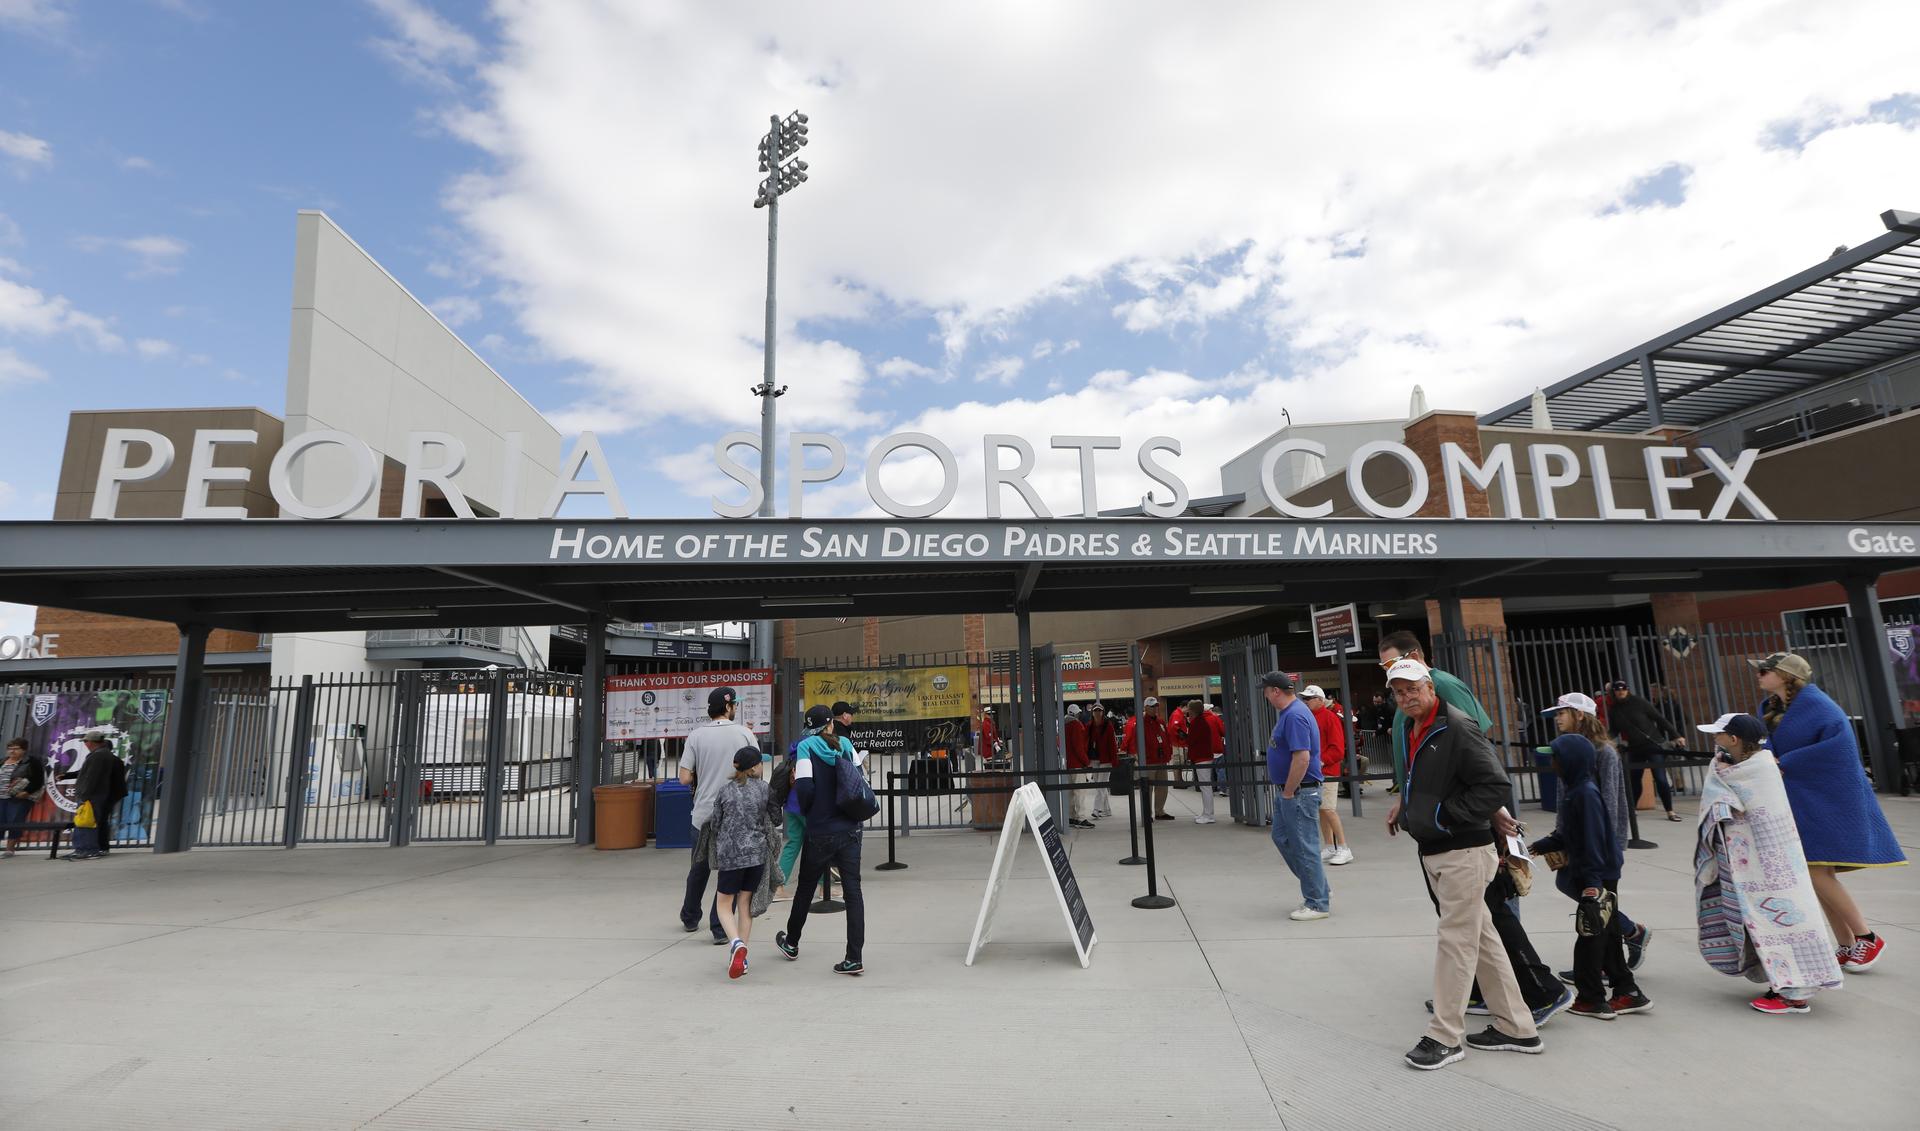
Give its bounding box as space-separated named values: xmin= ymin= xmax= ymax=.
xmin=21 ymin=689 xmax=168 ymax=844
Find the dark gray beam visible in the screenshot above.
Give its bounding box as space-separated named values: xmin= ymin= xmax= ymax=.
xmin=1481 ymin=223 xmax=1920 ymax=424
xmin=432 ymin=565 xmax=605 ymax=616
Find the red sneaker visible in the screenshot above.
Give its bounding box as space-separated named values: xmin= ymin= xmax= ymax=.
xmin=1749 ymin=992 xmax=1809 ymax=1015
xmin=728 ymin=942 xmax=749 ymax=979
xmin=1841 ymin=934 xmax=1886 ymax=972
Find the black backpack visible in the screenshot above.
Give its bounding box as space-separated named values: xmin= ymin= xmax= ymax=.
xmin=767 ymin=755 xmax=794 ymax=819
xmin=833 ymin=751 xmax=879 ymax=822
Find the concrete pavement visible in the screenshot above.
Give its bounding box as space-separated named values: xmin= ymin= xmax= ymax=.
xmin=2 ymin=786 xmax=1915 ymax=1129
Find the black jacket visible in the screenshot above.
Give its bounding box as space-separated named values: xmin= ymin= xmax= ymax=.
xmin=1607 ymin=694 xmax=1679 ymax=750
xmin=4 ymin=755 xmax=45 ymax=799
xmin=1529 ymin=735 xmax=1622 ymax=896
xmin=75 ymin=748 xmax=121 ymax=802
xmin=1398 ymin=703 xmax=1510 ymax=856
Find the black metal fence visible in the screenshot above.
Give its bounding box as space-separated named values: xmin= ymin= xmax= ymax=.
xmin=1435 ymin=616 xmax=1883 ymax=800
xmin=1 ymin=668 xmax=581 ymax=849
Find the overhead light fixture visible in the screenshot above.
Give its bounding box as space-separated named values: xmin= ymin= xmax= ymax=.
xmin=1608 ymin=570 xmax=1704 ymax=583
xmin=1189 ymin=584 xmax=1283 ymax=596
xmin=345 ymin=607 xmax=438 ymax=619
xmin=760 ymin=596 xmax=855 ymax=608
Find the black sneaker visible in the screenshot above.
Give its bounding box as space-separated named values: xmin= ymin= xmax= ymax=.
xmin=1423 ymin=997 xmax=1489 ymax=1015
xmin=1404 ymin=1036 xmax=1464 ymax=1071
xmin=1624 ymin=925 xmax=1651 ymax=971
xmin=775 ymin=931 xmax=799 ymax=960
xmin=833 ymin=959 xmax=863 ymax=976
xmin=712 ymin=930 xmax=729 ymax=946
xmin=1465 ymin=1026 xmax=1544 ymax=1054
xmin=681 ymin=920 xmax=700 ymax=934
xmin=1607 ymin=991 xmax=1652 ymax=1015
xmin=1154 ymin=813 xmax=1175 ymax=821
xmin=1069 ymin=819 xmax=1095 ymax=829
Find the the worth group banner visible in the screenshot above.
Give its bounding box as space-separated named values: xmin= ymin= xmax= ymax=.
xmin=605 ymin=669 xmax=774 ymax=740
xmin=800 ymin=666 xmax=973 ymax=757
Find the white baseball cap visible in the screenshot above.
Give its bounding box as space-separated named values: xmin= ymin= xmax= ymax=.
xmin=1143 ymin=696 xmax=1158 ymax=707
xmin=1066 ymin=704 xmax=1082 ymax=716
xmin=1385 ymin=658 xmax=1432 ymax=684
xmin=1541 ymin=692 xmax=1598 ymax=717
xmin=1302 ymin=685 xmax=1326 ymax=700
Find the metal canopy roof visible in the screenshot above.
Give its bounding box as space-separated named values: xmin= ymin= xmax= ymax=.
xmin=2 ymin=518 xmax=1915 ymax=635
xmin=1482 ymin=209 xmax=1920 ymax=433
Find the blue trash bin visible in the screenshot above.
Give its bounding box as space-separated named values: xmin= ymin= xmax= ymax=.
xmin=653 ymin=779 xmax=694 ymax=849
xmin=1533 ymin=747 xmax=1557 ymax=812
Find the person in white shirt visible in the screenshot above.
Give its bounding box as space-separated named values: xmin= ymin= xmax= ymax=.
xmin=679 ymin=687 xmax=759 ymax=943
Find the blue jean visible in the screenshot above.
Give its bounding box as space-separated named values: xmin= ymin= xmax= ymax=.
xmin=1271 ymin=787 xmax=1330 ymax=912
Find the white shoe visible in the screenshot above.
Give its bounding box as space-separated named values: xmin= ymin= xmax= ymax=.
xmin=1328 ymin=847 xmax=1353 ymax=866
xmin=1320 ymin=846 xmax=1336 ymax=862
xmin=1194 ymin=815 xmax=1217 ymax=825
xmin=1289 ymin=906 xmax=1330 ymax=921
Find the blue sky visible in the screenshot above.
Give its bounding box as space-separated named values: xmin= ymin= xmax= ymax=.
xmin=3 ymin=1 xmax=1918 ymax=638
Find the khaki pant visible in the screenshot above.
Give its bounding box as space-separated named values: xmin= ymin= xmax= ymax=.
xmin=1420 ymin=844 xmax=1537 ymax=1046
xmin=1069 ymin=771 xmax=1095 ymax=821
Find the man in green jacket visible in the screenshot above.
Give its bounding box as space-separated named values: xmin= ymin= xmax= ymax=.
xmin=1379 ymin=631 xmax=1492 ymax=794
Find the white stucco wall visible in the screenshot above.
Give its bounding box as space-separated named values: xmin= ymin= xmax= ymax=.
xmin=274 ymin=212 xmax=562 ymax=681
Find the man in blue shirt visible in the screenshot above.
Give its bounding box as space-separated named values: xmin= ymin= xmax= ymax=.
xmin=1262 ymin=671 xmax=1331 ymax=920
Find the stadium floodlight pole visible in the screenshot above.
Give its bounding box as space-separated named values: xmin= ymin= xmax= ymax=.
xmin=750 ymin=110 xmax=809 ymax=668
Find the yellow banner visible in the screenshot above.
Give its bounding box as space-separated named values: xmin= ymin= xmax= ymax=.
xmin=801 ymin=666 xmax=973 ymax=722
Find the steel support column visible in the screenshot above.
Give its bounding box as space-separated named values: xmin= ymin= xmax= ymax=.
xmin=1843 ymin=577 xmax=1906 ymax=791
xmin=1438 ymin=593 xmax=1466 ymax=667
xmin=1639 ymin=353 xmax=1663 ymax=429
xmin=154 ymin=623 xmax=209 ymax=854
xmin=1016 ymin=604 xmax=1034 ymax=769
xmin=576 ymin=614 xmax=608 ymax=846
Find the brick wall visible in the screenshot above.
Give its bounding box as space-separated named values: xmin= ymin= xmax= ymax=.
xmin=33 ymin=606 xmax=261 ymax=657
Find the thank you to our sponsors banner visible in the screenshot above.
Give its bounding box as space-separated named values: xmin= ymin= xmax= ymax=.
xmin=606 ymin=669 xmax=773 ymax=740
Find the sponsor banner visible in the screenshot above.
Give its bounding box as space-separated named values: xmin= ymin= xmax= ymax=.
xmin=606 ymin=669 xmax=773 ymax=740
xmin=1156 ymin=675 xmax=1222 ymax=699
xmin=22 ymin=689 xmax=167 ymax=844
xmin=801 ymin=665 xmax=973 ymax=760
xmin=800 ymin=666 xmax=971 ymax=722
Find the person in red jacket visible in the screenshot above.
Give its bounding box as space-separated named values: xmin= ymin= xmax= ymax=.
xmin=1185 ymin=699 xmax=1219 ymax=824
xmin=1303 ymin=686 xmax=1353 ymax=865
xmin=1168 ymin=699 xmax=1190 ymax=772
xmin=1063 ymin=704 xmax=1093 ymax=829
xmin=1204 ymin=703 xmax=1227 ymax=796
xmin=979 ymin=707 xmax=1000 ymax=762
xmin=1124 ymin=697 xmax=1173 ymax=819
xmin=1086 ymin=703 xmax=1120 ymax=819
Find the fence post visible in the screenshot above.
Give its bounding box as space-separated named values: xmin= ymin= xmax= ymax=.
xmin=1131 ymin=768 xmax=1175 ymax=909
xmin=281 ymin=675 xmax=315 ymax=850
xmin=390 ymin=672 xmax=421 ymax=848
xmin=482 ymin=668 xmax=508 ymax=846
xmin=877 ymin=771 xmax=907 ymax=871
xmin=1118 ymin=756 xmax=1144 ymax=866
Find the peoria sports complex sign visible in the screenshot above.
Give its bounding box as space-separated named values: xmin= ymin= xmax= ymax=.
xmin=85 ymin=426 xmax=1778 ymax=524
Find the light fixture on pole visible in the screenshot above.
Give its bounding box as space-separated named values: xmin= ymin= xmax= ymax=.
xmin=749 ymin=109 xmax=810 ymax=668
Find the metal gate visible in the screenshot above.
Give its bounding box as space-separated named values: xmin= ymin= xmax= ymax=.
xmin=1215 ymin=633 xmax=1278 ymax=826
xmin=1436 ymin=615 xmax=1887 ymax=797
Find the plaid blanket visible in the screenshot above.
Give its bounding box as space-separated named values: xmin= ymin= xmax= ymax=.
xmin=1694 ymin=751 xmax=1843 ymax=998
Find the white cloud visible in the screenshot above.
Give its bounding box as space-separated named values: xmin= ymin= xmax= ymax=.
xmin=424 ymin=1 xmax=1919 ymax=458
xmin=121 ymin=155 xmax=156 ymax=171
xmin=0 ymin=270 xmax=124 ymax=350
xmin=75 ymin=233 xmax=189 ymax=277
xmin=429 ymin=294 xmax=483 ymax=327
xmin=0 ymin=128 xmax=52 ymax=169
xmin=876 ymin=355 xmax=936 ymax=381
xmin=974 ymin=355 xmax=1024 ymax=385
xmin=0 ymin=346 xmax=48 ymax=384
xmin=134 ymin=337 xmax=176 ymax=359
xmin=366 ymin=0 xmax=482 ymax=88
xmin=0 ymin=1 xmax=69 ymax=31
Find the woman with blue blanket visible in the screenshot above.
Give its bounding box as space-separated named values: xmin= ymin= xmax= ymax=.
xmin=1752 ymin=652 xmax=1906 ymax=973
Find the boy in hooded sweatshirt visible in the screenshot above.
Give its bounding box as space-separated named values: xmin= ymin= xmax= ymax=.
xmin=1529 ymin=734 xmax=1649 ymax=1020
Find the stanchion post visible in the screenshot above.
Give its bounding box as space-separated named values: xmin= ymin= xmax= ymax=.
xmin=1131 ymin=767 xmax=1175 ymax=909
xmin=811 ymin=863 xmax=844 ymax=913
xmin=1626 ymin=792 xmax=1656 ymax=850
xmin=1119 ymin=755 xmax=1145 ymax=865
xmin=877 ymin=771 xmax=907 ymax=870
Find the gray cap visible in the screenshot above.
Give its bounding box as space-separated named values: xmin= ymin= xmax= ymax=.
xmin=82 ymin=730 xmax=112 ymax=742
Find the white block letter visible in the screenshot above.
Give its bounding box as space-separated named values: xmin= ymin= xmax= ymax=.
xmin=985 ymin=434 xmax=1051 ymax=519
xmin=788 ymin=432 xmax=847 ymax=519
xmin=866 ymin=432 xmax=959 ymax=519
xmin=93 ymin=428 xmax=176 ymax=519
xmin=1050 ymin=435 xmax=1123 ymax=517
xmin=1588 ymin=445 xmax=1647 ymax=520
xmin=181 ymin=429 xmax=257 ymax=519
xmin=1643 ymin=446 xmax=1701 ymax=521
xmin=711 ymin=432 xmax=765 ymax=519
xmin=1138 ymin=436 xmax=1189 ymax=519
xmin=540 ymin=432 xmax=627 ymax=520
xmin=1527 ymin=443 xmax=1581 ymax=520
xmin=403 ymin=432 xmax=475 ymax=519
xmin=1348 ymin=442 xmax=1428 ymax=520
xmin=1441 ymin=442 xmax=1520 ymax=518
xmin=269 ymin=430 xmax=379 ymax=520
xmin=1257 ymin=441 xmax=1334 ymax=519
